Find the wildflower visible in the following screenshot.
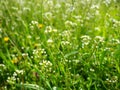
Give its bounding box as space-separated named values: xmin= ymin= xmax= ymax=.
xmin=47 ymin=39 xmax=53 ymax=43
xmin=45 ymin=26 xmax=52 ymax=33
xmin=7 ymin=76 xmax=16 ymax=84
xmin=65 ymin=20 xmax=73 ymax=27
xmin=39 ymin=60 xmax=53 ymax=73
xmin=47 ymin=0 xmax=53 ymax=7
xmin=31 ymin=21 xmax=38 ymax=25
xmin=44 ymin=12 xmax=53 ymax=20
xmin=11 ymin=59 xmax=19 ymax=64
xmin=103 ymin=0 xmax=111 ymax=6
xmin=95 ymin=27 xmax=100 ymax=31
xmin=81 ymin=35 xmax=91 ymax=46
xmin=38 ymin=24 xmax=43 ymax=28
xmin=11 ymin=56 xmax=21 ymax=64
xmin=22 ymin=53 xmax=28 ymax=57
xmin=55 ymin=3 xmax=61 ymax=8
xmin=90 ymin=68 xmax=95 ymax=72
xmin=52 ymin=29 xmax=57 ymax=33
xmin=111 ymin=38 xmax=120 ymax=45
xmin=45 ymin=26 xmax=58 ymax=33
xmin=29 ymin=20 xmax=39 ymax=30
xmin=61 ymin=41 xmax=71 ymax=46
xmin=106 ymin=76 xmax=118 ymax=83
xmin=13 ymin=72 xmax=17 ymax=77
xmin=73 ymin=15 xmax=82 ymax=22
xmin=91 ymin=4 xmax=99 ymax=9
xmin=23 ymin=7 xmax=31 ymax=11
xmin=16 ymin=69 xmax=24 ymax=75
xmin=61 ymin=30 xmax=71 ymax=37
xmin=0 ymin=64 xmax=6 ymax=70
xmin=4 ymin=37 xmax=9 ymax=42
xmin=94 ymin=36 xmax=104 ymax=43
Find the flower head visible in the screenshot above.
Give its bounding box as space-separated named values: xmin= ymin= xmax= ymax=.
xmin=38 ymin=24 xmax=43 ymax=28
xmin=4 ymin=37 xmax=9 ymax=42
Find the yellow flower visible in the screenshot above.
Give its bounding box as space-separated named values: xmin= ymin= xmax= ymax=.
xmin=4 ymin=37 xmax=9 ymax=42
xmin=11 ymin=56 xmax=22 ymax=64
xmin=38 ymin=24 xmax=43 ymax=28
xmin=11 ymin=59 xmax=19 ymax=64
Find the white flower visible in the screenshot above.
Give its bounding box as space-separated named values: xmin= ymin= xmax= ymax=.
xmin=45 ymin=26 xmax=52 ymax=33
xmin=95 ymin=27 xmax=100 ymax=31
xmin=81 ymin=35 xmax=91 ymax=46
xmin=39 ymin=60 xmax=53 ymax=73
xmin=94 ymin=36 xmax=104 ymax=43
xmin=103 ymin=0 xmax=111 ymax=6
xmin=90 ymin=68 xmax=95 ymax=72
xmin=47 ymin=0 xmax=53 ymax=7
xmin=13 ymin=72 xmax=17 ymax=77
xmin=22 ymin=53 xmax=28 ymax=57
xmin=16 ymin=70 xmax=24 ymax=75
xmin=111 ymin=39 xmax=120 ymax=44
xmin=44 ymin=12 xmax=53 ymax=20
xmin=91 ymin=4 xmax=99 ymax=9
xmin=61 ymin=41 xmax=70 ymax=45
xmin=55 ymin=3 xmax=61 ymax=8
xmin=47 ymin=39 xmax=53 ymax=43
xmin=31 ymin=21 xmax=38 ymax=25
xmin=65 ymin=20 xmax=73 ymax=27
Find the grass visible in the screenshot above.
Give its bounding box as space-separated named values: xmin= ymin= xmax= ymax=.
xmin=0 ymin=0 xmax=120 ymax=89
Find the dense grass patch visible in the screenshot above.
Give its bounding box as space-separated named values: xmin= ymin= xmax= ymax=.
xmin=0 ymin=0 xmax=120 ymax=89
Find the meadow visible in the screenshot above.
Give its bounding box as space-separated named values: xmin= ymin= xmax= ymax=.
xmin=0 ymin=0 xmax=120 ymax=89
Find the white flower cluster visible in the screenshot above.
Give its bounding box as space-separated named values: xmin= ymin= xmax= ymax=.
xmin=61 ymin=41 xmax=71 ymax=46
xmin=81 ymin=35 xmax=91 ymax=47
xmin=29 ymin=21 xmax=38 ymax=30
xmin=31 ymin=21 xmax=38 ymax=26
xmin=43 ymin=0 xmax=54 ymax=10
xmin=73 ymin=15 xmax=83 ymax=23
xmin=39 ymin=60 xmax=53 ymax=73
xmin=66 ymin=6 xmax=75 ymax=13
xmin=45 ymin=26 xmax=57 ymax=33
xmin=91 ymin=4 xmax=99 ymax=9
xmin=32 ymin=48 xmax=47 ymax=59
xmin=7 ymin=76 xmax=16 ymax=85
xmin=111 ymin=19 xmax=120 ymax=28
xmin=15 ymin=69 xmax=24 ymax=75
xmin=110 ymin=38 xmax=120 ymax=45
xmin=44 ymin=12 xmax=53 ymax=21
xmin=103 ymin=0 xmax=111 ymax=6
xmin=90 ymin=68 xmax=95 ymax=72
xmin=94 ymin=27 xmax=100 ymax=31
xmin=7 ymin=69 xmax=24 ymax=85
xmin=106 ymin=76 xmax=118 ymax=83
xmin=94 ymin=36 xmax=104 ymax=43
xmin=47 ymin=39 xmax=53 ymax=44
xmin=55 ymin=3 xmax=61 ymax=9
xmin=22 ymin=53 xmax=28 ymax=57
xmin=60 ymin=30 xmax=72 ymax=40
xmin=0 ymin=64 xmax=6 ymax=70
xmin=47 ymin=0 xmax=53 ymax=7
xmin=65 ymin=20 xmax=77 ymax=28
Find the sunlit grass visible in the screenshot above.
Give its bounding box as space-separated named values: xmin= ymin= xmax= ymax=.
xmin=0 ymin=0 xmax=120 ymax=89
